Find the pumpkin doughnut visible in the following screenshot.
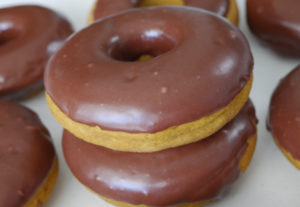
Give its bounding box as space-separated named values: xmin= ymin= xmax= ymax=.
xmin=247 ymin=0 xmax=300 ymax=57
xmin=0 ymin=100 xmax=57 ymax=207
xmin=268 ymin=65 xmax=300 ymax=169
xmin=0 ymin=5 xmax=73 ymax=101
xmin=63 ymin=100 xmax=257 ymax=207
xmin=45 ymin=7 xmax=253 ymax=152
xmin=88 ymin=0 xmax=239 ymax=25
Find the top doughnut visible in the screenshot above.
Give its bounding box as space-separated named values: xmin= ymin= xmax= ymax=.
xmin=247 ymin=0 xmax=300 ymax=57
xmin=0 ymin=5 xmax=73 ymax=100
xmin=90 ymin=0 xmax=239 ymax=25
xmin=45 ymin=7 xmax=253 ymax=152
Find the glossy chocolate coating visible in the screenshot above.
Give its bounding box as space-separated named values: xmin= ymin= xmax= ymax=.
xmin=45 ymin=7 xmax=253 ymax=133
xmin=63 ymin=100 xmax=257 ymax=206
xmin=247 ymin=0 xmax=300 ymax=56
xmin=0 ymin=5 xmax=73 ymax=100
xmin=268 ymin=65 xmax=300 ymax=160
xmin=0 ymin=100 xmax=55 ymax=207
xmin=93 ymin=0 xmax=229 ymax=20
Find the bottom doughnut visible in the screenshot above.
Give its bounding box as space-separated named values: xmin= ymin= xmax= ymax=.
xmin=63 ymin=100 xmax=257 ymax=207
xmin=95 ymin=135 xmax=257 ymax=207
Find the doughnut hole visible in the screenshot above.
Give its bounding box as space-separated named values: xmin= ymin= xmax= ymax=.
xmin=0 ymin=24 xmax=20 ymax=46
xmin=138 ymin=0 xmax=184 ymax=7
xmin=107 ymin=31 xmax=177 ymax=62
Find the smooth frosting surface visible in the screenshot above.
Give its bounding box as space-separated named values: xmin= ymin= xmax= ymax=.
xmin=45 ymin=7 xmax=253 ymax=133
xmin=247 ymin=0 xmax=300 ymax=56
xmin=63 ymin=100 xmax=257 ymax=206
xmin=93 ymin=0 xmax=229 ymax=20
xmin=0 ymin=100 xmax=55 ymax=207
xmin=268 ymin=65 xmax=300 ymax=160
xmin=0 ymin=5 xmax=73 ymax=100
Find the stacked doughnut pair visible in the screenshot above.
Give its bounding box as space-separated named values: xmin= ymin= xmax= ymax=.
xmin=45 ymin=3 xmax=257 ymax=207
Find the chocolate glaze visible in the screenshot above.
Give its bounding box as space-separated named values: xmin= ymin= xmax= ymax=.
xmin=45 ymin=7 xmax=253 ymax=133
xmin=0 ymin=100 xmax=55 ymax=207
xmin=63 ymin=100 xmax=257 ymax=206
xmin=247 ymin=0 xmax=300 ymax=56
xmin=268 ymin=65 xmax=300 ymax=160
xmin=93 ymin=0 xmax=229 ymax=20
xmin=0 ymin=5 xmax=73 ymax=100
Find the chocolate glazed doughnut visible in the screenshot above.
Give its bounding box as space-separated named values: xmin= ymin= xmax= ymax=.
xmin=63 ymin=100 xmax=257 ymax=207
xmin=268 ymin=65 xmax=300 ymax=169
xmin=0 ymin=5 xmax=73 ymax=101
xmin=90 ymin=0 xmax=239 ymax=25
xmin=0 ymin=100 xmax=57 ymax=207
xmin=247 ymin=0 xmax=300 ymax=57
xmin=45 ymin=7 xmax=253 ymax=152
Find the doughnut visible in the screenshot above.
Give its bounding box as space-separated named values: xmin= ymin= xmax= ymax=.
xmin=268 ymin=65 xmax=300 ymax=169
xmin=247 ymin=0 xmax=300 ymax=57
xmin=63 ymin=100 xmax=257 ymax=207
xmin=0 ymin=5 xmax=73 ymax=101
xmin=45 ymin=7 xmax=253 ymax=152
xmin=89 ymin=0 xmax=239 ymax=25
xmin=0 ymin=99 xmax=57 ymax=207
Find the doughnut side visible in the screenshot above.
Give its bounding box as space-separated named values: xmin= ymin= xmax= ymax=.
xmin=273 ymin=137 xmax=300 ymax=170
xmin=226 ymin=0 xmax=239 ymax=25
xmin=24 ymin=158 xmax=59 ymax=207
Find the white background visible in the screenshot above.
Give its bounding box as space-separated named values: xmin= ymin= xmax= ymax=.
xmin=0 ymin=0 xmax=299 ymax=206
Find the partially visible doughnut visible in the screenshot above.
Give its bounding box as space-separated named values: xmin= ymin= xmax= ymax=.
xmin=268 ymin=65 xmax=300 ymax=169
xmin=247 ymin=0 xmax=300 ymax=57
xmin=0 ymin=5 xmax=73 ymax=100
xmin=89 ymin=0 xmax=239 ymax=25
xmin=0 ymin=100 xmax=57 ymax=207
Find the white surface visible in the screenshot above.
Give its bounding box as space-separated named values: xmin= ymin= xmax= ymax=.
xmin=1 ymin=0 xmax=300 ymax=206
